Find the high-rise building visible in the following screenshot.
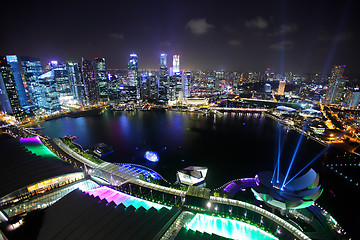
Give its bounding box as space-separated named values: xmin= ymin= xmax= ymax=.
xmin=277 ymin=80 xmax=286 ymax=95
xmin=5 ymin=55 xmax=29 ymax=108
xmin=20 ymin=56 xmax=44 ymax=108
xmin=51 ymin=62 xmax=72 ymax=100
xmin=93 ymin=57 xmax=108 ymax=101
xmin=82 ymin=58 xmax=98 ymax=104
xmin=183 ymin=71 xmax=191 ymax=98
xmin=37 ymin=71 xmax=61 ymax=112
xmin=0 ymin=59 xmax=22 ymax=118
xmin=67 ymin=62 xmax=86 ymax=104
xmin=128 ymin=54 xmax=139 ymax=99
xmin=172 ymin=55 xmax=180 ymax=74
xmin=0 ymin=72 xmax=12 ymax=114
xmin=159 ymin=53 xmax=169 ymax=103
xmin=324 ymin=65 xmax=346 ymax=105
xmin=141 ymin=73 xmax=158 ymax=101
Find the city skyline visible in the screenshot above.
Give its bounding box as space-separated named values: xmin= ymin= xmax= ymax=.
xmin=1 ymin=0 xmax=359 ymax=74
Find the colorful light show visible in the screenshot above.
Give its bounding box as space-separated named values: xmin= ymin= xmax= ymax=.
xmin=20 ymin=136 xmax=60 ymax=159
xmin=144 ymin=151 xmax=159 ymax=162
xmin=84 ymin=186 xmax=171 ymax=210
xmin=186 ymin=213 xmax=278 ymax=240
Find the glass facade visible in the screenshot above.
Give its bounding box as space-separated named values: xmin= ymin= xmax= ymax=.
xmin=128 ymin=54 xmax=139 ymax=99
xmin=20 ymin=56 xmax=44 ymax=108
xmin=6 ymin=55 xmax=29 ymax=108
xmin=82 ymin=58 xmax=99 ymax=104
xmin=93 ymin=57 xmax=108 ymax=100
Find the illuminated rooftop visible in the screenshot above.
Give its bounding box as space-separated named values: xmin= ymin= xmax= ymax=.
xmin=186 ymin=213 xmax=278 ymax=240
xmin=84 ymin=186 xmax=171 ymax=210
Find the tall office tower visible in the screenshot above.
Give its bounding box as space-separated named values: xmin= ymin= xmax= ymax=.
xmin=141 ymin=74 xmax=158 ymax=101
xmin=215 ymin=71 xmax=224 ymax=90
xmin=169 ymin=73 xmax=183 ymax=101
xmin=67 ymin=62 xmax=86 ymax=105
xmin=20 ymin=56 xmax=44 ymax=108
xmin=0 ymin=73 xmax=12 ymax=114
xmin=277 ymin=80 xmax=286 ymax=95
xmin=159 ymin=53 xmax=169 ymax=103
xmin=0 ymin=59 xmax=22 ymax=118
xmin=37 ymin=71 xmax=61 ymax=112
xmin=82 ymin=58 xmax=98 ymax=104
xmin=324 ymin=65 xmax=346 ymax=105
xmin=173 ymin=55 xmax=180 ymax=74
xmin=93 ymin=57 xmax=108 ymax=101
xmin=52 ymin=63 xmax=72 ymax=100
xmin=5 ymin=55 xmax=29 ymax=107
xmin=183 ymin=71 xmax=191 ymax=98
xmin=128 ymin=53 xmax=139 ymax=99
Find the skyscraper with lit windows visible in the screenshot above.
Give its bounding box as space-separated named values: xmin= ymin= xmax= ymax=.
xmin=5 ymin=55 xmax=29 ymax=108
xmin=324 ymin=65 xmax=346 ymax=105
xmin=20 ymin=56 xmax=44 ymax=108
xmin=128 ymin=53 xmax=139 ymax=99
xmin=0 ymin=58 xmax=22 ymax=118
xmin=82 ymin=58 xmax=99 ymax=104
xmin=159 ymin=53 xmax=169 ymax=103
xmin=94 ymin=57 xmax=108 ymax=101
xmin=173 ymin=55 xmax=180 ymax=74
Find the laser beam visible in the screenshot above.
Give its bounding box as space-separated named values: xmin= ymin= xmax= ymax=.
xmin=281 ymin=120 xmax=308 ymax=190
xmin=284 ymin=146 xmax=329 ymax=187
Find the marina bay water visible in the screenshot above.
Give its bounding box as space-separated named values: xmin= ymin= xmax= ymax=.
xmin=37 ymin=110 xmax=326 ymax=189
xmin=36 ymin=109 xmax=360 ymax=235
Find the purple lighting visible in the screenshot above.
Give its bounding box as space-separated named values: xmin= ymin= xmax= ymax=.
xmin=84 ymin=186 xmax=170 ymax=210
xmin=20 ymin=136 xmax=42 ymax=145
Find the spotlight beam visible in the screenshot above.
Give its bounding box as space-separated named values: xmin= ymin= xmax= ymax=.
xmin=281 ymin=120 xmax=308 ymax=190
xmin=272 ymin=125 xmax=282 ymax=184
xmin=284 ymin=146 xmax=330 ymax=187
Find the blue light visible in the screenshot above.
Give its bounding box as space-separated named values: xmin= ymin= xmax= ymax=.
xmin=145 ymin=151 xmax=159 ymax=162
xmin=281 ymin=121 xmax=308 ymax=189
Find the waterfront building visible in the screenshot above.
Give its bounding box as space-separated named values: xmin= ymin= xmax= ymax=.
xmin=37 ymin=70 xmax=61 ymax=112
xmin=159 ymin=53 xmax=169 ymax=103
xmin=183 ymin=71 xmax=191 ymax=98
xmin=93 ymin=57 xmax=108 ymax=101
xmin=324 ymin=65 xmax=346 ymax=105
xmin=20 ymin=56 xmax=44 ymax=108
xmin=82 ymin=58 xmax=98 ymax=104
xmin=128 ymin=53 xmax=139 ymax=99
xmin=52 ymin=63 xmax=73 ymax=101
xmin=172 ymin=55 xmax=180 ymax=74
xmin=67 ymin=62 xmax=86 ymax=105
xmin=118 ymin=85 xmax=138 ymax=102
xmin=0 ymin=58 xmax=22 ymax=118
xmin=5 ymin=55 xmax=29 ymax=108
xmin=141 ymin=74 xmax=158 ymax=101
xmin=169 ymin=73 xmax=183 ymax=102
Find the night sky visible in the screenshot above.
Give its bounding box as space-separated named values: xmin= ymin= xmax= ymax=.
xmin=1 ymin=0 xmax=359 ymax=74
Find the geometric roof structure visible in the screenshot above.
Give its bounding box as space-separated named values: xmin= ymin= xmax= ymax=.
xmin=0 ymin=136 xmax=79 ymax=200
xmin=252 ymin=169 xmax=322 ymax=210
xmin=177 ymin=166 xmax=208 ymax=186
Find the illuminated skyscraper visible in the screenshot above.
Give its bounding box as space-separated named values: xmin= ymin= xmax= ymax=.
xmin=183 ymin=71 xmax=191 ymax=98
xmin=159 ymin=53 xmax=169 ymax=103
xmin=173 ymin=55 xmax=180 ymax=74
xmin=0 ymin=58 xmax=23 ymax=118
xmin=20 ymin=56 xmax=44 ymax=108
xmin=94 ymin=57 xmax=108 ymax=100
xmin=37 ymin=71 xmax=61 ymax=112
xmin=277 ymin=80 xmax=286 ymax=95
xmin=67 ymin=62 xmax=86 ymax=105
xmin=82 ymin=58 xmax=99 ymax=104
xmin=5 ymin=55 xmax=29 ymax=108
xmin=128 ymin=53 xmax=139 ymax=99
xmin=324 ymin=65 xmax=346 ymax=105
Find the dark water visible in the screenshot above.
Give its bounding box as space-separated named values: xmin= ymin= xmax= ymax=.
xmin=37 ymin=110 xmax=325 ymax=188
xmin=36 ymin=110 xmax=359 ymax=237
